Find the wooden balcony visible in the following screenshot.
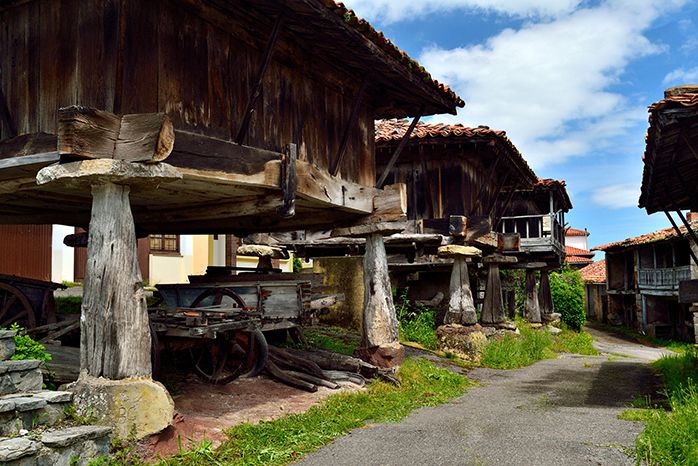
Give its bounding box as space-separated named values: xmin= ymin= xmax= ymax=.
xmin=499 ymin=214 xmax=565 ymax=255
xmin=638 ymin=266 xmax=691 ymax=291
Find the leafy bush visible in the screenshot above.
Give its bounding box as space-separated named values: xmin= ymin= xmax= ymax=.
xmin=393 ymin=289 xmax=438 ymax=350
xmin=549 ymin=266 xmax=585 ymax=329
xmin=55 ymin=296 xmax=82 ymax=314
xmin=292 ymin=257 xmax=303 ymax=273
xmin=9 ymin=323 xmax=52 ymax=362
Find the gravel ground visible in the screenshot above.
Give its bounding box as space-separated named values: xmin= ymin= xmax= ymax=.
xmin=300 ymin=326 xmax=669 ymax=466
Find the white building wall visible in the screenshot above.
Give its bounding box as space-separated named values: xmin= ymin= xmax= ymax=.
xmin=566 ymin=235 xmax=589 ymax=251
xmin=50 ymin=225 xmax=74 ymax=283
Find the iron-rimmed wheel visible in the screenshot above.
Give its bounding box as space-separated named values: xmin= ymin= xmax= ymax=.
xmin=0 ymin=283 xmax=36 ymax=329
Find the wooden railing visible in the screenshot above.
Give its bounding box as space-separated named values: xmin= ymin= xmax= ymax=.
xmin=638 ymin=266 xmax=691 ymax=290
xmin=499 ymin=214 xmax=565 ymax=253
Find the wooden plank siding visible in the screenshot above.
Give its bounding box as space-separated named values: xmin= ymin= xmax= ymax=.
xmin=73 ymin=228 xmax=150 ymax=283
xmin=0 ymin=224 xmax=52 ymax=281
xmin=0 ymin=0 xmax=375 ymax=185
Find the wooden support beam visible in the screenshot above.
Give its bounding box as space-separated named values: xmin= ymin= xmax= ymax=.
xmin=82 ymin=182 xmax=151 ymax=378
xmin=538 ymin=270 xmax=554 ymax=318
xmin=358 ymin=233 xmax=403 ymax=368
xmin=235 ymin=15 xmax=284 ymax=145
xmin=0 ymin=80 xmax=17 ymax=139
xmin=376 ymin=107 xmax=423 ymax=188
xmin=481 ymin=263 xmax=505 ymax=324
xmin=277 ymin=143 xmax=297 ymax=218
xmin=494 ymin=185 xmax=520 ymax=230
xmin=331 ymin=75 xmax=370 ymax=177
xmin=58 ymin=107 xmax=174 ymax=162
xmin=470 ymin=157 xmax=501 ymax=215
xmin=675 ymin=209 xmax=698 ymax=253
xmin=524 ymin=269 xmax=542 ymax=323
xmin=682 ymin=134 xmax=698 ymax=164
xmin=664 ymin=210 xmax=698 ymax=267
xmin=485 ymin=173 xmax=509 ymax=217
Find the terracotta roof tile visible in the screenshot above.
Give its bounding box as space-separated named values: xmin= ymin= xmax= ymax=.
xmin=579 ymin=260 xmax=606 ymax=283
xmin=534 ymin=179 xmax=573 ymax=211
xmin=565 ymin=245 xmax=594 ymax=257
xmin=325 ymin=2 xmax=464 ymax=109
xmin=594 ymin=220 xmax=698 ymax=251
xmin=566 ymin=228 xmax=589 ymax=237
xmin=567 ymin=255 xmax=594 ymax=265
xmin=375 ymin=119 xmax=537 ymax=183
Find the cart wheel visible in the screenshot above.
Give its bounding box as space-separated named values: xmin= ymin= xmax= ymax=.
xmin=0 ymin=283 xmax=36 ymax=329
xmin=190 ymin=334 xmax=233 ymax=384
xmin=190 ymin=288 xmax=246 ymax=309
xmin=189 ymin=329 xmax=268 ymax=384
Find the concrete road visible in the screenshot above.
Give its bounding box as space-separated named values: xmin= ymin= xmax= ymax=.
xmin=299 ymin=327 xmax=670 ymax=466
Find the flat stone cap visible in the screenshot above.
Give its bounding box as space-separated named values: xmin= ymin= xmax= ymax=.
xmin=0 ymin=437 xmax=40 ymax=462
xmin=36 ymin=158 xmax=182 ymax=189
xmin=237 ymin=244 xmax=289 ymax=259
xmin=41 ymin=425 xmax=112 ymax=448
xmin=437 ymin=245 xmax=482 ymax=258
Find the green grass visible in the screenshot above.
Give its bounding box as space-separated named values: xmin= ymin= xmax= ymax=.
xmin=399 ymin=310 xmax=438 ymax=350
xmin=303 ymin=327 xmax=361 ymax=356
xmin=479 ymin=322 xmax=598 ymax=369
xmin=154 ymin=359 xmax=472 ymax=465
xmin=632 ymin=350 xmax=698 ymax=465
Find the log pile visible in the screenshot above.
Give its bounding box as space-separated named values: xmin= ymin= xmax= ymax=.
xmin=262 ymin=345 xmax=398 ymax=392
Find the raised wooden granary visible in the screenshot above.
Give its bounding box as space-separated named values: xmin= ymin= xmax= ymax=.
xmin=0 ymin=0 xmax=464 ymax=433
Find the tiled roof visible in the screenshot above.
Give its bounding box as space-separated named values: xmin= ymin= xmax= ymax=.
xmin=565 ymin=245 xmax=594 ymax=257
xmin=567 ymin=255 xmax=594 ymax=265
xmin=326 ymin=2 xmax=464 ymax=109
xmin=534 ymin=179 xmax=573 ymax=211
xmin=566 ymin=228 xmax=589 ymax=237
xmin=579 ymin=260 xmax=606 ymax=283
xmin=648 ymin=91 xmax=698 ymax=112
xmin=375 ymin=120 xmax=537 ymax=182
xmin=536 ymin=179 xmax=565 ymax=188
xmin=594 ymin=220 xmax=698 ymax=251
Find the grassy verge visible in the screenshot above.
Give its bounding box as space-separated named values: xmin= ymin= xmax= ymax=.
xmin=154 ymin=358 xmax=472 ymax=466
xmin=479 ymin=322 xmax=598 ymax=369
xmin=629 ymin=350 xmax=698 ymax=465
xmin=302 ymin=327 xmax=361 ymax=355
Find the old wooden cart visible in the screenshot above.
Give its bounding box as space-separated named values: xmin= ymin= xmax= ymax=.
xmin=149 ymin=269 xmax=316 ymax=383
xmin=0 ymin=274 xmax=64 ymax=330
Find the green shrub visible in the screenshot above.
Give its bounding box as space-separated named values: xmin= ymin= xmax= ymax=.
xmin=9 ymin=324 xmax=52 ymax=362
xmin=550 ymin=266 xmax=585 ymax=329
xmin=292 ymin=257 xmax=303 ymax=273
xmin=55 ymin=296 xmax=82 ymax=314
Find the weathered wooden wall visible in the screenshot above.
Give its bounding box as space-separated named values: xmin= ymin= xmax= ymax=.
xmin=0 ymin=224 xmax=52 ymax=281
xmin=0 ymin=0 xmax=375 ymax=185
xmin=375 ymin=144 xmax=505 ymax=220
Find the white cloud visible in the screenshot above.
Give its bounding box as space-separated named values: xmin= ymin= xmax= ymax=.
xmin=591 ymin=184 xmax=641 ymax=209
xmin=416 ymin=0 xmax=685 ymax=170
xmin=343 ymin=0 xmax=584 ymax=23
xmin=663 ymin=66 xmax=698 ymax=84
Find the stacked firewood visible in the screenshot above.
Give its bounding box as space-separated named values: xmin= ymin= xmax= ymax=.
xmin=264 ymin=346 xmax=398 ymax=392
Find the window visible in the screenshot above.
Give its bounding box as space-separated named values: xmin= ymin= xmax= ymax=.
xmin=149 ymin=234 xmax=180 ymax=254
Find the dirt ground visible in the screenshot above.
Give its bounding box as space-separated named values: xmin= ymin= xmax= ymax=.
xmin=145 ymin=374 xmax=357 ymax=460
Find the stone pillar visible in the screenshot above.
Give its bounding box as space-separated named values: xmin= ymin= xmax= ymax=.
xmin=538 ymin=270 xmax=554 ymax=321
xmin=525 ymin=269 xmax=542 ymax=323
xmin=438 ymin=245 xmax=482 ymax=325
xmin=358 ymin=233 xmax=403 ymax=367
xmin=37 ymin=159 xmax=181 ymax=439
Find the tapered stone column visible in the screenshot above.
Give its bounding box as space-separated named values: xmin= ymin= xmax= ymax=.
xmin=525 ymin=269 xmax=542 ymax=323
xmin=538 ymin=270 xmax=554 ymax=321
xmin=438 ymin=245 xmax=482 ymax=325
xmin=481 ymin=254 xmax=517 ymax=325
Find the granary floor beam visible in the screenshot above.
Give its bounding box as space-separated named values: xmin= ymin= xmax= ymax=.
xmin=525 ymin=269 xmax=542 ymax=324
xmin=538 ymin=270 xmax=554 ymax=320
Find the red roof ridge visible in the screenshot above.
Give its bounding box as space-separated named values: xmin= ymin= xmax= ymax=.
xmin=565 ymin=245 xmax=594 ymax=257
xmin=566 ymin=228 xmax=588 ymax=237
xmin=594 ymin=220 xmax=698 ymax=251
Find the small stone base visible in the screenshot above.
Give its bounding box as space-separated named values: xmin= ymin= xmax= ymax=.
xmin=542 ymin=312 xmax=561 ymax=324
xmin=65 ymin=374 xmax=174 ymax=440
xmin=437 ymin=324 xmax=487 ymax=362
xmin=356 ymin=343 xmax=405 ymax=368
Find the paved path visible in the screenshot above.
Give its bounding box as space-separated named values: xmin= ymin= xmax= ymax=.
xmin=300 ymin=327 xmax=671 ymax=466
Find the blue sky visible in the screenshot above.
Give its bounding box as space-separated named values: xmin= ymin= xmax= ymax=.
xmin=344 ymin=0 xmax=698 ymax=252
